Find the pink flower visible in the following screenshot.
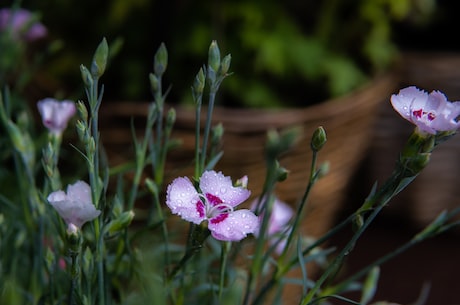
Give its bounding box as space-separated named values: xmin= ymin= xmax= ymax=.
xmin=0 ymin=8 xmax=47 ymax=42
xmin=166 ymin=170 xmax=260 ymax=241
xmin=37 ymin=98 xmax=76 ymax=136
xmin=391 ymin=86 xmax=460 ymax=135
xmin=251 ymin=197 xmax=294 ymax=255
xmin=47 ymin=181 xmax=101 ymax=230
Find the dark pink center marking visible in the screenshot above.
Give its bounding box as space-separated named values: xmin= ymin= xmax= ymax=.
xmin=413 ymin=109 xmax=436 ymax=121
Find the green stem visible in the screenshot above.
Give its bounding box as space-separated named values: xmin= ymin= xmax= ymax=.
xmin=199 ymin=91 xmax=216 ymax=174
xmin=194 ymin=98 xmax=202 ymax=180
xmin=278 ymin=150 xmax=318 ymax=265
xmin=218 ymin=242 xmax=231 ymax=301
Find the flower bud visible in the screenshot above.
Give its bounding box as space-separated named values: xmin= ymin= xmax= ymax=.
xmin=208 ymin=40 xmax=221 ymax=74
xmin=88 ymin=136 xmax=96 ymax=155
xmin=80 ymin=64 xmax=93 ymax=87
xmin=76 ymin=101 xmax=88 ymax=123
xmin=76 ymin=120 xmax=87 ymax=143
xmin=106 ymin=211 xmax=135 ymax=234
xmin=149 ymin=73 xmax=159 ymax=92
xmin=220 ymin=54 xmax=232 ymax=75
xmin=311 ymin=126 xmax=327 ymax=152
xmin=154 ymin=42 xmax=168 ymax=76
xmin=192 ymin=67 xmax=206 ymax=102
xmin=275 ymin=163 xmax=289 ymax=182
xmin=91 ymin=37 xmax=109 ymax=77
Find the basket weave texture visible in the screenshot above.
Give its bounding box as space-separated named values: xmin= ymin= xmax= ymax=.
xmin=100 ymin=74 xmax=395 ymax=239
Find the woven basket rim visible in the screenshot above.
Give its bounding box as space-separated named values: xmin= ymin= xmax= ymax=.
xmin=100 ymin=73 xmax=395 ymax=132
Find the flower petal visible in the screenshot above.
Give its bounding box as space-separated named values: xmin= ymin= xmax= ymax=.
xmin=47 ymin=181 xmax=100 ymax=228
xmin=199 ymin=171 xmax=250 ymax=208
xmin=166 ymin=176 xmax=203 ymax=224
xmin=66 ymin=181 xmax=92 ymax=205
xmin=391 ymin=86 xmax=460 ymax=134
xmin=208 ymin=209 xmax=259 ymax=241
xmin=37 ymin=98 xmax=76 ymax=135
xmin=391 ymin=86 xmax=428 ymax=121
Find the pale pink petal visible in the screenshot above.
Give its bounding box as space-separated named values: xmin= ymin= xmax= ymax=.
xmin=267 ymin=199 xmax=294 ymax=236
xmin=391 ymin=86 xmax=460 ymax=134
xmin=37 ymin=98 xmax=76 ymax=135
xmin=166 ymin=177 xmax=203 ymax=224
xmin=47 ymin=181 xmax=100 ymax=228
xmin=66 ymin=180 xmax=92 ymax=205
xmin=208 ymin=209 xmax=259 ymax=241
xmin=391 ymin=86 xmax=427 ymax=121
xmin=199 ymin=171 xmax=250 ymax=208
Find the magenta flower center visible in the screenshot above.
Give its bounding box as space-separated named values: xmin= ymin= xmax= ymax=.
xmin=196 ymin=193 xmax=233 ymax=224
xmin=412 ymin=108 xmax=436 ymax=122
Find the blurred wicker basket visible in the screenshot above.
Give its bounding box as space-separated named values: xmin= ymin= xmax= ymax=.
xmin=369 ymin=52 xmax=460 ymax=227
xmin=100 ymin=73 xmax=395 ymax=239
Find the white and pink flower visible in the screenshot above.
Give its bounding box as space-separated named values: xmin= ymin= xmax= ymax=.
xmin=47 ymin=181 xmax=101 ymax=231
xmin=166 ymin=170 xmax=259 ymax=241
xmin=391 ymin=86 xmax=460 ymax=135
xmin=37 ymin=98 xmax=76 ymax=136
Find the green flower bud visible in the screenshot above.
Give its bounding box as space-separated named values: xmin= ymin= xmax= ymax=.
xmin=311 ymin=126 xmax=327 ymax=152
xmin=76 ymin=120 xmax=87 ymax=143
xmin=220 ymin=54 xmax=232 ymax=75
xmin=106 ymin=211 xmax=135 ymax=234
xmin=76 ymin=101 xmax=88 ymax=123
xmin=275 ymin=163 xmax=289 ymax=182
xmin=149 ymin=73 xmax=159 ymax=92
xmin=80 ymin=64 xmax=93 ymax=87
xmin=88 ymin=136 xmax=96 ymax=155
xmin=208 ymin=40 xmax=221 ymax=74
xmin=192 ymin=68 xmax=206 ymax=103
xmin=91 ymin=37 xmax=109 ymax=77
xmin=154 ymin=42 xmax=168 ymax=76
xmin=266 ymin=128 xmax=300 ymax=159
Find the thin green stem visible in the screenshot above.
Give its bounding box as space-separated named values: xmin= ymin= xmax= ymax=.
xmin=199 ymin=91 xmax=216 ymax=174
xmin=218 ymin=242 xmax=231 ymax=301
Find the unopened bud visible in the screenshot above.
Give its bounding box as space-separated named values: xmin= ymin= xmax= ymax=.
xmin=311 ymin=126 xmax=327 ymax=152
xmin=76 ymin=101 xmax=88 ymax=123
xmin=275 ymin=163 xmax=289 ymax=182
xmin=76 ymin=120 xmax=87 ymax=143
xmin=106 ymin=211 xmax=135 ymax=234
xmin=91 ymin=37 xmax=109 ymax=77
xmin=80 ymin=64 xmax=93 ymax=87
xmin=149 ymin=73 xmax=159 ymax=92
xmin=154 ymin=42 xmax=168 ymax=76
xmin=220 ymin=54 xmax=231 ymax=75
xmin=192 ymin=68 xmax=206 ymax=102
xmin=208 ymin=40 xmax=221 ymax=74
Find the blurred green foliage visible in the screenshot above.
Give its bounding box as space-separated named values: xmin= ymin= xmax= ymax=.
xmin=13 ymin=0 xmax=436 ymax=107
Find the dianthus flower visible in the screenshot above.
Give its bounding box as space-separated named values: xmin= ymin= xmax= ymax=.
xmin=251 ymin=197 xmax=294 ymax=255
xmin=47 ymin=181 xmax=101 ymax=231
xmin=391 ymin=86 xmax=460 ymax=135
xmin=166 ymin=170 xmax=259 ymax=241
xmin=0 ymin=8 xmax=47 ymax=42
xmin=37 ymin=98 xmax=76 ymax=136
